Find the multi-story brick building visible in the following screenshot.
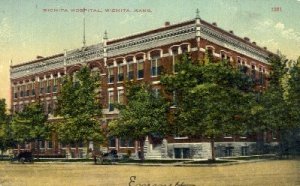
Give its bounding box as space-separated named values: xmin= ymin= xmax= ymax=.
xmin=10 ymin=12 xmax=276 ymax=159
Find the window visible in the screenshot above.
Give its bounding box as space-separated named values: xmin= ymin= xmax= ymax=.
xmin=251 ymin=64 xmax=256 ymax=81
xmin=120 ymin=138 xmax=134 ymax=147
xmin=120 ymin=138 xmax=127 ymax=147
xmin=237 ymin=57 xmax=241 ymax=69
xmin=118 ymin=65 xmax=124 ymax=82
xmin=259 ymin=67 xmax=265 ymax=85
xmin=53 ymin=78 xmax=58 ymax=92
xmin=151 ymin=57 xmax=162 ymax=77
xmin=174 ymin=148 xmax=190 ymax=159
xmin=109 ymin=137 xmax=116 ymax=147
xmin=39 ymin=81 xmax=44 ymax=94
xmin=181 ymin=45 xmax=188 ymax=53
xmin=224 ymin=147 xmax=234 ymax=156
xmin=240 ymin=60 xmax=248 ymax=74
xmin=241 ymin=146 xmax=249 ymax=156
xmin=108 ymin=67 xmax=114 ymax=83
xmin=48 ymin=141 xmax=53 ymax=148
xmin=137 ymin=61 xmax=144 ymax=79
xmin=39 ymin=140 xmax=45 ymax=149
xmin=220 ymin=51 xmax=226 ymax=60
xmin=14 ymin=86 xmax=18 ymax=99
xmin=127 ymin=63 xmax=134 ymax=80
xmin=172 ymin=47 xmax=179 ymax=73
xmin=226 ymin=56 xmax=231 ymax=61
xmin=128 ymin=139 xmax=134 ymax=147
xmin=46 ymin=80 xmax=51 ymax=93
xmin=118 ymin=89 xmax=124 ymax=104
xmin=26 ymin=84 xmax=31 ymax=97
xmin=47 ymin=102 xmax=52 ymax=115
xmin=20 ymin=85 xmax=25 ymax=97
xmin=108 ymin=91 xmax=114 ymax=111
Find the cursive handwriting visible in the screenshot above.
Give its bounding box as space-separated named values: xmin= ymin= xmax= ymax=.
xmin=129 ymin=176 xmax=196 ymax=186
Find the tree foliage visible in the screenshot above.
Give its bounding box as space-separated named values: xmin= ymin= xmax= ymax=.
xmin=108 ymin=82 xmax=169 ymax=158
xmin=0 ymin=99 xmax=11 ymax=153
xmin=161 ymin=54 xmax=254 ymax=160
xmin=56 ymin=66 xmax=103 ymax=146
xmin=11 ymin=102 xmax=48 ymax=145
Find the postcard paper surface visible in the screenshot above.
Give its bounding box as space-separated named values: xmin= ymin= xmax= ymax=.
xmin=0 ymin=1 xmax=299 ymax=186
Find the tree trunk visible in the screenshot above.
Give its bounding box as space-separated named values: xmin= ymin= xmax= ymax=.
xmin=67 ymin=144 xmax=71 ymax=159
xmin=210 ymin=138 xmax=216 ymax=161
xmin=36 ymin=140 xmax=40 ymax=160
xmin=75 ymin=143 xmax=79 ymax=158
xmin=139 ymin=139 xmax=145 ymax=162
xmin=278 ymin=129 xmax=284 ymax=159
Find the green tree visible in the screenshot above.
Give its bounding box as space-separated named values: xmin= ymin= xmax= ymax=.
xmin=56 ymin=66 xmax=103 ymax=157
xmin=162 ymin=54 xmax=253 ymax=160
xmin=108 ymin=82 xmax=169 ymax=160
xmin=11 ymin=102 xmax=48 ymax=158
xmin=258 ymin=53 xmax=299 ymax=156
xmin=0 ymin=99 xmax=11 ymax=158
xmin=283 ymin=56 xmax=300 ymax=155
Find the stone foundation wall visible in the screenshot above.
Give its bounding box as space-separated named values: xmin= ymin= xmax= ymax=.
xmin=164 ymin=141 xmax=277 ymax=159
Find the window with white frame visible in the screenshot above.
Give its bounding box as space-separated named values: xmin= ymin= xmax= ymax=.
xmin=220 ymin=51 xmax=226 ymax=60
xmin=151 ymin=57 xmax=162 ymax=77
xmin=31 ymin=82 xmax=35 ymax=96
xmin=20 ymin=85 xmax=25 ymax=97
xmin=127 ymin=63 xmax=134 ymax=80
xmin=26 ymin=84 xmax=31 ymax=97
xmin=53 ymin=78 xmax=58 ymax=93
xmin=258 ymin=66 xmax=265 ymax=85
xmin=137 ymin=60 xmax=144 ymax=79
xmin=118 ymin=89 xmax=124 ymax=104
xmin=108 ymin=90 xmax=114 ymax=111
xmin=13 ymin=86 xmax=18 ymax=99
xmin=46 ymin=79 xmax=51 ymax=93
xmin=39 ymin=81 xmax=44 ymax=95
xmin=108 ymin=67 xmax=114 ymax=83
xmin=171 ymin=47 xmax=179 ymax=73
xmin=118 ymin=65 xmax=124 ymax=82
xmin=251 ymin=64 xmax=256 ymax=81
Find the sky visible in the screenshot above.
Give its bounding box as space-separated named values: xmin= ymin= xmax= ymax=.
xmin=0 ymin=0 xmax=300 ymax=108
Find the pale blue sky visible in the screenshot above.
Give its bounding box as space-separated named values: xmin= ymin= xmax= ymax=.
xmin=0 ymin=0 xmax=300 ymax=105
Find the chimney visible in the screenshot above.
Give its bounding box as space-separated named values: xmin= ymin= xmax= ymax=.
xmin=164 ymin=21 xmax=170 ymax=27
xmin=36 ymin=56 xmax=44 ymax=59
xmin=212 ymin=22 xmax=217 ymax=26
xmin=263 ymin=47 xmax=267 ymax=50
xmin=252 ymin=42 xmax=256 ymax=45
xmin=229 ymin=30 xmax=234 ymax=34
xmin=244 ymin=37 xmax=250 ymax=42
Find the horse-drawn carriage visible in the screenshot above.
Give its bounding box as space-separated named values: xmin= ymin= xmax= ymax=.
xmin=10 ymin=151 xmax=34 ymax=163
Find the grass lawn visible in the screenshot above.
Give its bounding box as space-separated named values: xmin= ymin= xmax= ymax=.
xmin=0 ymin=160 xmax=299 ymax=186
